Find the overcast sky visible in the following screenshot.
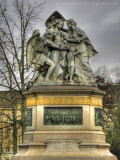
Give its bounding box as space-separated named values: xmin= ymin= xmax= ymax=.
xmin=35 ymin=0 xmax=120 ymax=71
xmin=5 ymin=0 xmax=120 ymax=72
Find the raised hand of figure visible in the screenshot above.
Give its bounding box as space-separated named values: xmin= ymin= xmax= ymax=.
xmin=69 ymin=38 xmax=80 ymax=43
xmin=60 ymin=44 xmax=68 ymax=50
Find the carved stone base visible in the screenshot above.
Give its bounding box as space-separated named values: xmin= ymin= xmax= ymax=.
xmin=12 ymin=86 xmax=117 ymax=160
xmin=12 ymin=140 xmax=116 ymax=160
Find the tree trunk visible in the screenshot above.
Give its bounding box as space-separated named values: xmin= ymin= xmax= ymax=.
xmin=21 ymin=97 xmax=26 ymax=142
xmin=13 ymin=121 xmax=17 ymax=155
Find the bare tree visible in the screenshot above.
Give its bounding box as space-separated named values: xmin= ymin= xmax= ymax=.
xmin=0 ymin=0 xmax=45 ymax=154
xmin=109 ymin=65 xmax=120 ymax=84
xmin=95 ymin=65 xmax=120 ymax=84
xmin=95 ymin=66 xmax=120 ymax=159
xmin=95 ymin=66 xmax=110 ymax=82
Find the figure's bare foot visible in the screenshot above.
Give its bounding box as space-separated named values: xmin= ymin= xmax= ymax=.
xmin=85 ymin=79 xmax=96 ymax=85
xmin=68 ymin=80 xmax=74 ymax=84
xmin=44 ymin=78 xmax=51 ymax=82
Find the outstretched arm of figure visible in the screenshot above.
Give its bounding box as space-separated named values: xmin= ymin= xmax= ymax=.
xmin=44 ymin=39 xmax=60 ymax=49
xmin=77 ymin=28 xmax=87 ymax=41
xmin=44 ymin=38 xmax=68 ymax=51
xmin=64 ymin=35 xmax=80 ymax=43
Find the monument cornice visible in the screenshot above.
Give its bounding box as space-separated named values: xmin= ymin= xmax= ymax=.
xmin=24 ymin=86 xmax=105 ymax=96
xmin=24 ymin=86 xmax=105 ymax=107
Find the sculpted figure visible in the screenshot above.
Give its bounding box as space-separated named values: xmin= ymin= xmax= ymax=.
xmin=63 ymin=19 xmax=97 ymax=85
xmin=46 ymin=15 xmax=68 ymax=82
xmin=66 ymin=43 xmax=76 ymax=83
xmin=46 ymin=13 xmax=79 ymax=83
xmin=26 ymin=29 xmax=61 ymax=85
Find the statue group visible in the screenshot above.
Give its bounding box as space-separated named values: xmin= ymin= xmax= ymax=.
xmin=27 ymin=11 xmax=97 ymax=87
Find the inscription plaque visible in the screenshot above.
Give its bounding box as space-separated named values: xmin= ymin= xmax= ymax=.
xmin=26 ymin=108 xmax=32 ymax=127
xmin=44 ymin=107 xmax=83 ymax=125
xmin=95 ymin=108 xmax=103 ymax=126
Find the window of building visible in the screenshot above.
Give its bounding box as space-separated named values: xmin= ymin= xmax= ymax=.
xmin=3 ymin=99 xmax=6 ymax=102
xmin=0 ymin=115 xmax=3 ymax=122
xmin=6 ymin=147 xmax=10 ymax=152
xmin=7 ymin=113 xmax=10 ymax=123
xmin=6 ymin=129 xmax=10 ymax=136
xmin=0 ymin=145 xmax=2 ymax=153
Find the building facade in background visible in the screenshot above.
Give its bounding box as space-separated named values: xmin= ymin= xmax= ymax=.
xmin=0 ymin=91 xmax=22 ymax=160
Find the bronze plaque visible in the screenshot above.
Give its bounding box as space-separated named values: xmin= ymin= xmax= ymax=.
xmin=95 ymin=108 xmax=103 ymax=126
xmin=44 ymin=107 xmax=83 ymax=125
xmin=26 ymin=108 xmax=32 ymax=127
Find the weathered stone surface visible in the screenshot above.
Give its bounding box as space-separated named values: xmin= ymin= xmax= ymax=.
xmin=12 ymin=141 xmax=116 ymax=160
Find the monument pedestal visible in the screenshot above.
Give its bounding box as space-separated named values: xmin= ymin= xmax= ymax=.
xmin=12 ymin=86 xmax=117 ymax=160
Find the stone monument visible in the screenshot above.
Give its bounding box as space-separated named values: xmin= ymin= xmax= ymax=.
xmin=12 ymin=11 xmax=117 ymax=160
